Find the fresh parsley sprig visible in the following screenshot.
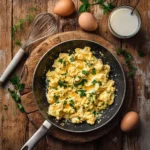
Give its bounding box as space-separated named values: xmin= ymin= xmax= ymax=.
xmin=79 ymin=0 xmax=115 ymax=14
xmin=8 ymin=75 xmax=25 ymax=112
xmin=12 ymin=7 xmax=37 ymax=46
xmin=115 ymin=48 xmax=136 ymax=77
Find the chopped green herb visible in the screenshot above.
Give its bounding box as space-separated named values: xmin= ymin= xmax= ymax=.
xmin=4 ymin=105 xmax=8 ymax=110
xmin=82 ymin=70 xmax=88 ymax=75
xmin=101 ymin=102 xmax=105 ymax=106
xmin=8 ymin=88 xmax=20 ymax=102
xmin=79 ymin=0 xmax=115 ymax=14
xmin=47 ymin=80 xmax=50 ymax=82
xmin=17 ymin=83 xmax=25 ymax=92
xmin=115 ymin=48 xmax=136 ymax=77
xmin=54 ymin=87 xmax=58 ymax=90
xmin=9 ymin=74 xmax=19 ymax=85
xmin=78 ymin=116 xmax=81 ymax=120
xmin=58 ymin=80 xmax=68 ymax=88
xmin=29 ymin=6 xmax=37 ymax=12
xmin=92 ymin=80 xmax=102 ymax=86
xmin=70 ymin=99 xmax=75 ymax=105
xmin=26 ymin=14 xmax=35 ymax=22
xmin=62 ymin=72 xmax=68 ymax=76
xmin=98 ymin=81 xmax=102 ymax=86
xmin=93 ymin=111 xmax=96 ymax=116
xmin=63 ymin=61 xmax=66 ymax=66
xmin=55 ymin=100 xmax=59 ymax=103
xmin=87 ymin=63 xmax=93 ymax=66
xmin=74 ymin=79 xmax=87 ymax=86
xmin=138 ymin=51 xmax=146 ymax=57
xmin=17 ymin=103 xmax=24 ymax=113
xmin=70 ymin=57 xmax=75 ymax=62
xmin=70 ymin=100 xmax=76 ymax=110
xmin=64 ymin=101 xmax=67 ymax=105
xmin=92 ymin=79 xmax=97 ymax=85
xmin=53 ymin=93 xmax=59 ymax=100
xmin=76 ymin=89 xmax=86 ymax=97
xmin=15 ymin=40 xmax=22 ymax=46
xmin=79 ymin=0 xmax=91 ymax=13
xmin=92 ymin=68 xmax=96 ymax=75
xmin=8 ymin=75 xmax=25 ymax=113
xmin=58 ymin=59 xmax=63 ymax=64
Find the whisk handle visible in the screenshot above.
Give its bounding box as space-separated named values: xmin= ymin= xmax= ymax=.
xmin=0 ymin=48 xmax=25 ymax=84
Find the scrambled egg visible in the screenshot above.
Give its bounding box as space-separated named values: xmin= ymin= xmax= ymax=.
xmin=46 ymin=47 xmax=115 ymax=125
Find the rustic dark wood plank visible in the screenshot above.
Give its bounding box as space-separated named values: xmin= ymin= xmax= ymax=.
xmin=0 ymin=0 xmax=29 ymax=150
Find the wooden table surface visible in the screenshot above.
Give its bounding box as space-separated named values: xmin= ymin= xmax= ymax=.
xmin=0 ymin=0 xmax=150 ymax=150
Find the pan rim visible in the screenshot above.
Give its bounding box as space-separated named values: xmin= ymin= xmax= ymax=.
xmin=32 ymin=39 xmax=126 ymax=133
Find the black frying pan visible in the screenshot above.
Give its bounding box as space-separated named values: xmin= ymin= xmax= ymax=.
xmin=21 ymin=40 xmax=126 ymax=150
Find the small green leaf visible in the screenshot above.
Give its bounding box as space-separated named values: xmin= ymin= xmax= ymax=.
xmin=17 ymin=103 xmax=25 ymax=113
xmin=79 ymin=3 xmax=91 ymax=13
xmin=58 ymin=59 xmax=63 ymax=64
xmin=92 ymin=68 xmax=96 ymax=75
xmin=58 ymin=80 xmax=68 ymax=88
xmin=70 ymin=57 xmax=75 ymax=62
xmin=55 ymin=100 xmax=59 ymax=103
xmin=115 ymin=48 xmax=122 ymax=55
xmin=93 ymin=111 xmax=96 ymax=116
xmin=64 ymin=101 xmax=67 ymax=105
xmin=8 ymin=88 xmax=20 ymax=102
xmin=138 ymin=51 xmax=146 ymax=57
xmin=15 ymin=40 xmax=22 ymax=46
xmin=92 ymin=79 xmax=97 ymax=85
xmin=98 ymin=81 xmax=102 ymax=86
xmin=9 ymin=74 xmax=19 ymax=85
xmin=26 ymin=14 xmax=35 ymax=22
xmin=76 ymin=89 xmax=86 ymax=97
xmin=101 ymin=102 xmax=105 ymax=106
xmin=17 ymin=83 xmax=25 ymax=92
xmin=29 ymin=7 xmax=37 ymax=12
xmin=74 ymin=79 xmax=87 ymax=86
xmin=82 ymin=70 xmax=88 ymax=75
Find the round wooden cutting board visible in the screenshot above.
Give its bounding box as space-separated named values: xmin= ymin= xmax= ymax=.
xmin=20 ymin=31 xmax=133 ymax=143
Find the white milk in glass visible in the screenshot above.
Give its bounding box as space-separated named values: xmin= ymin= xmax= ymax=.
xmin=108 ymin=6 xmax=141 ymax=38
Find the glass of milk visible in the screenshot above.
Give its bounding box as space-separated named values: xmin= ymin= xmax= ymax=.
xmin=108 ymin=6 xmax=141 ymax=39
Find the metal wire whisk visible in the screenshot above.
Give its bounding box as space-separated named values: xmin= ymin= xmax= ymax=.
xmin=0 ymin=12 xmax=58 ymax=84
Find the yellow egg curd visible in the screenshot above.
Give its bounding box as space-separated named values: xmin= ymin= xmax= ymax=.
xmin=46 ymin=47 xmax=115 ymax=125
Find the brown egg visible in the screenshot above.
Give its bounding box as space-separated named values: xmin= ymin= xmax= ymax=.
xmin=54 ymin=0 xmax=75 ymax=17
xmin=78 ymin=12 xmax=98 ymax=31
xmin=120 ymin=111 xmax=139 ymax=132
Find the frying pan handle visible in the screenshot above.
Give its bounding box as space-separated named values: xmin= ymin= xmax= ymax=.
xmin=21 ymin=120 xmax=51 ymax=150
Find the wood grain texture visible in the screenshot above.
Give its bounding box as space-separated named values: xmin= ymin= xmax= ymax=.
xmin=0 ymin=0 xmax=150 ymax=149
xmin=20 ymin=31 xmax=133 ymax=143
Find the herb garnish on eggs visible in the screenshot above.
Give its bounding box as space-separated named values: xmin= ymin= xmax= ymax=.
xmin=46 ymin=47 xmax=115 ymax=125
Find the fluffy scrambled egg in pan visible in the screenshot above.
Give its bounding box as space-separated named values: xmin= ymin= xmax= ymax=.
xmin=46 ymin=47 xmax=115 ymax=125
